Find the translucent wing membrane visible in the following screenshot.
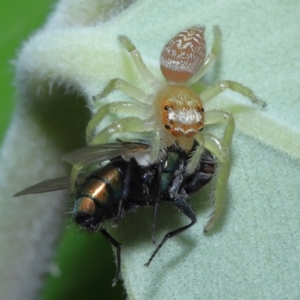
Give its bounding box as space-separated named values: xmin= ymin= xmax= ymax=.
xmin=13 ymin=176 xmax=69 ymax=197
xmin=62 ymin=142 xmax=151 ymax=166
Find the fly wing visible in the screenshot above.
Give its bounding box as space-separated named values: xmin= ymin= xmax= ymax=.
xmin=14 ymin=176 xmax=69 ymax=197
xmin=62 ymin=141 xmax=151 ymax=166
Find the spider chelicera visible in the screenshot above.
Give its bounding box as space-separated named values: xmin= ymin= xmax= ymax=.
xmin=70 ymin=25 xmax=266 ymax=232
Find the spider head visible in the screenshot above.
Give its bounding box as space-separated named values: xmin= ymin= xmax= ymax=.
xmin=154 ymin=84 xmax=204 ymax=141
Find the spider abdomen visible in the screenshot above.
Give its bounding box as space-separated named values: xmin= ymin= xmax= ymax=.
xmin=160 ymin=26 xmax=206 ymax=83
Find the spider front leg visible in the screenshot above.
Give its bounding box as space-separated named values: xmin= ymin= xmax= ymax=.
xmin=203 ymin=110 xmax=235 ymax=232
xmin=149 ymin=129 xmax=161 ymax=164
xmin=201 ymin=80 xmax=266 ymax=107
xmin=86 ymin=101 xmax=147 ymax=144
xmin=187 ymin=131 xmax=226 ymax=174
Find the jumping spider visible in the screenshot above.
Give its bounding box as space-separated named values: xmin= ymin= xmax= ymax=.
xmin=70 ymin=25 xmax=266 ymax=232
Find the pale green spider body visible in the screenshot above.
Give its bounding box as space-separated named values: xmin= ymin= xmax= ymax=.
xmin=71 ymin=25 xmax=266 ymax=232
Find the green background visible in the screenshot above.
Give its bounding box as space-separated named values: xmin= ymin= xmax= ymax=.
xmin=0 ymin=1 xmax=124 ymax=299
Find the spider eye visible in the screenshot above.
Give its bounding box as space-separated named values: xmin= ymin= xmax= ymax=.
xmin=196 ymin=106 xmax=204 ymax=113
xmin=164 ymin=105 xmax=169 ymax=110
xmin=165 ymin=124 xmax=171 ymax=130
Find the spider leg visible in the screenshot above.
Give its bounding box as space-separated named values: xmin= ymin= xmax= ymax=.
xmin=149 ymin=129 xmax=161 ymax=164
xmin=202 ymin=110 xmax=235 ymax=232
xmin=90 ymin=116 xmax=154 ymax=145
xmin=70 ymin=115 xmax=154 ymax=194
xmin=93 ymin=78 xmax=146 ymax=102
xmin=69 ymin=164 xmax=82 ymax=195
xmin=187 ymin=130 xmax=227 ymax=174
xmin=200 ymin=80 xmax=266 ymax=107
xmin=144 ymin=189 xmax=197 ymax=267
xmin=86 ymin=101 xmax=147 ymax=143
xmin=100 ymin=228 xmax=122 ymax=286
xmin=187 ymin=25 xmax=221 ymax=85
xmin=119 ymin=35 xmax=161 ymax=89
xmin=70 ymin=118 xmax=155 ymax=194
xmin=186 ymin=134 xmax=205 ymax=173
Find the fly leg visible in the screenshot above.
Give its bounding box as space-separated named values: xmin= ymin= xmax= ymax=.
xmin=113 ymin=158 xmax=134 ymax=225
xmin=144 ymin=189 xmax=197 ymax=267
xmin=100 ymin=228 xmax=121 ymax=286
xmin=151 ymin=162 xmax=163 ymax=245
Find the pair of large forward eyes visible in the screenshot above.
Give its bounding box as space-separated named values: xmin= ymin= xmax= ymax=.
xmin=163 ymin=106 xmax=204 ymax=131
xmin=163 ymin=106 xmax=204 ymax=112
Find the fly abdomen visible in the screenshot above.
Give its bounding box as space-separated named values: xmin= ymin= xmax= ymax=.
xmin=80 ymin=164 xmax=124 ymax=205
xmin=74 ymin=164 xmax=125 ymax=230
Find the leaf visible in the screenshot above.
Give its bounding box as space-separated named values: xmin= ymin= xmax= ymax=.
xmin=1 ymin=1 xmax=299 ymax=299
